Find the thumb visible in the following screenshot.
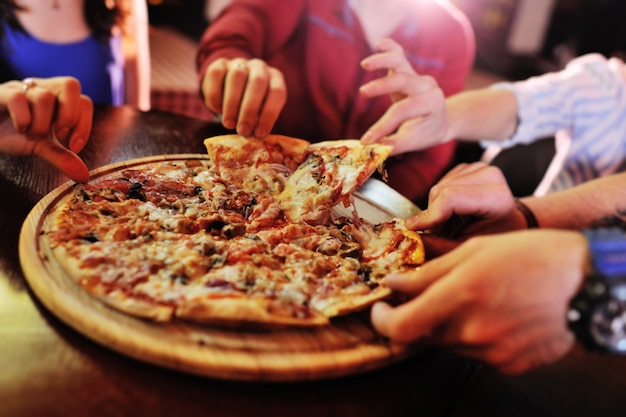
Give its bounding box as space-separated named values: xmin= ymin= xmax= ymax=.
xmin=33 ymin=139 xmax=89 ymax=183
xmin=406 ymin=206 xmax=452 ymax=231
xmin=371 ymin=253 xmax=466 ymax=343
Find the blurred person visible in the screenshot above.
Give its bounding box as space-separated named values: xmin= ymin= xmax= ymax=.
xmin=197 ymin=0 xmax=475 ymax=203
xmin=0 ymin=76 xmax=93 ymax=183
xmin=371 ymin=161 xmax=626 ymax=374
xmin=0 ymin=0 xmax=150 ymax=110
xmin=205 ymin=0 xmax=230 ymax=22
xmin=361 ymin=48 xmax=626 ymax=194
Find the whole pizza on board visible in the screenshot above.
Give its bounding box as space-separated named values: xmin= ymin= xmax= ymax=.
xmin=45 ymin=134 xmax=425 ymax=327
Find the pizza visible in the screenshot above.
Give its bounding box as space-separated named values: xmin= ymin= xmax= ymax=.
xmin=44 ymin=134 xmax=425 ymax=327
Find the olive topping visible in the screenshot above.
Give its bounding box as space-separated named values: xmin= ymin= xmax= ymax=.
xmin=358 ymin=265 xmax=372 ymax=283
xmin=127 ymin=182 xmax=146 ymax=201
xmin=82 ymin=233 xmax=99 ymax=243
xmin=221 ymin=223 xmax=246 ymax=239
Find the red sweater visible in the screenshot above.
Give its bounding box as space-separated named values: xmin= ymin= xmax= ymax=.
xmin=197 ymin=0 xmax=475 ymax=202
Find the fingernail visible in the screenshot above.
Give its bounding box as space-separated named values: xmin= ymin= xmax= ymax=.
xmin=405 ymin=216 xmax=420 ymax=229
xmin=371 ymin=301 xmax=392 ymax=320
xmin=254 ymin=126 xmax=269 ymax=138
xmin=70 ymin=136 xmax=86 ymax=153
xmin=237 ymin=122 xmax=251 ymax=137
xmin=222 ymin=118 xmax=235 ymax=130
xmin=361 ymin=131 xmax=374 ymax=144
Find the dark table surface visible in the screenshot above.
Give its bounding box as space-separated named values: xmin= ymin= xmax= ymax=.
xmin=2 ymin=105 xmax=626 ymax=417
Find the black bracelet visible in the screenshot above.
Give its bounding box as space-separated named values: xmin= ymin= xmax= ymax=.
xmin=515 ymin=199 xmax=539 ymax=229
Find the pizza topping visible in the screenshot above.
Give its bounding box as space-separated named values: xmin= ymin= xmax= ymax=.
xmin=47 ymin=135 xmax=424 ymax=327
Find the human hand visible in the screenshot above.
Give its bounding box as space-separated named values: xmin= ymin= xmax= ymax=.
xmin=371 ymin=229 xmax=588 ymax=374
xmin=201 ymin=57 xmax=287 ymax=138
xmin=359 ymin=38 xmax=450 ymax=155
xmin=407 ymin=162 xmax=527 ymax=239
xmin=0 ymin=77 xmax=93 ymax=183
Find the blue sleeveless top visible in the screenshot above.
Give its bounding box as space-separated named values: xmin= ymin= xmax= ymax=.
xmin=0 ymin=21 xmax=124 ymax=105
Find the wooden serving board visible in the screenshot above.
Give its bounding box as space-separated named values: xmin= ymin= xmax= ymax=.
xmin=19 ymin=154 xmax=423 ymax=382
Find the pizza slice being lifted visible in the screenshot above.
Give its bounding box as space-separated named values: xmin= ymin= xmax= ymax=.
xmin=278 ymin=139 xmax=392 ymax=225
xmin=204 ymin=136 xmax=392 ymax=228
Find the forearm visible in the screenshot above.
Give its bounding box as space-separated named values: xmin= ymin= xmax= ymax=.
xmin=445 ymin=88 xmax=519 ymax=142
xmin=523 ymin=172 xmax=626 ymax=230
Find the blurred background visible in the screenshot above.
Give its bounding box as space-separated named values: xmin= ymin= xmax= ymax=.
xmin=146 ymin=0 xmax=626 ymax=117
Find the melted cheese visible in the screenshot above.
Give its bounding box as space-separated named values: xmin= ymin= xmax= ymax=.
xmin=50 ymin=145 xmax=424 ymax=326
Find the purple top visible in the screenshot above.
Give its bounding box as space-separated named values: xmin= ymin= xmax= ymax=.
xmin=0 ymin=21 xmax=124 ymax=105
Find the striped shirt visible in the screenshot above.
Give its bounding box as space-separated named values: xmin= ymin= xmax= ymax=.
xmin=482 ymin=53 xmax=626 ymax=193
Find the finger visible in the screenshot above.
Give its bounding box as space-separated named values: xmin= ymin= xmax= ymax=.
xmin=32 ymin=139 xmax=89 ymax=183
xmin=406 ymin=182 xmax=510 ymax=231
xmin=362 ymin=91 xmax=442 ymax=149
xmin=254 ymin=67 xmax=286 ymax=138
xmin=371 ymin=258 xmax=468 ymax=342
xmin=360 ymin=51 xmax=413 ymax=76
xmin=430 ymin=166 xmax=514 ymax=227
xmin=235 ymin=60 xmax=269 ymax=136
xmin=430 ymin=162 xmax=494 ymax=197
xmin=24 ymin=88 xmax=56 ymax=136
xmin=361 ymin=101 xmax=428 ymax=146
xmin=361 ymin=105 xmax=423 ymax=147
xmin=67 ymin=96 xmax=94 ymax=153
xmin=419 ymin=234 xmax=461 ymax=259
xmin=202 ymin=59 xmax=229 ymax=115
xmin=371 ymin=284 xmax=460 ymax=343
xmin=360 ymin=73 xmax=437 ymax=99
xmin=48 ymin=77 xmax=82 ymax=141
xmin=405 ymin=186 xmax=461 ymax=231
xmin=406 ymin=163 xmax=510 ymax=230
xmin=371 ymin=301 xmax=418 ymax=341
xmin=373 ymin=37 xmax=404 ymax=54
xmin=384 ymin=252 xmax=458 ymax=296
xmin=222 ymin=59 xmax=250 ymax=130
xmin=377 ymin=123 xmax=442 ymax=156
xmin=5 ymin=90 xmax=32 ymax=134
xmin=361 ymin=38 xmax=409 ymax=73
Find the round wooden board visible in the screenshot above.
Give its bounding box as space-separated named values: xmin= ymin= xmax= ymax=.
xmin=19 ymin=154 xmax=423 ymax=382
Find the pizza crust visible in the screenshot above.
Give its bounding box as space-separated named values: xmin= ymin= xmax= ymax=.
xmin=315 ymin=286 xmax=393 ymax=317
xmin=174 ymin=298 xmax=329 ymax=327
xmin=49 ymin=244 xmax=176 ymax=322
xmin=97 ymin=294 xmax=175 ymax=322
xmin=203 ymin=134 xmax=310 ymax=163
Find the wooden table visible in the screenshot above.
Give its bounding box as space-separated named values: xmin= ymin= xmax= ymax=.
xmin=2 ymin=105 xmax=626 ymax=417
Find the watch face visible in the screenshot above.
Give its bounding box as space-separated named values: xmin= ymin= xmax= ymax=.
xmin=591 ymin=298 xmax=626 ymax=353
xmin=577 ymin=228 xmax=626 ymax=353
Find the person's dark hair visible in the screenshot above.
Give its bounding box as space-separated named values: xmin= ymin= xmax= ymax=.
xmin=0 ymin=0 xmax=125 ymax=42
